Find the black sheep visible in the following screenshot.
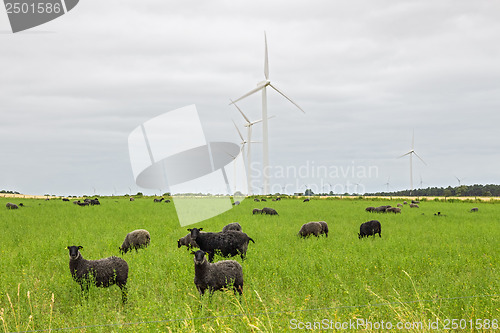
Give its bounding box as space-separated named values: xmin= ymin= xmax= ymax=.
xmin=188 ymin=227 xmax=255 ymax=262
xmin=192 ymin=250 xmax=243 ymax=296
xmin=66 ymin=246 xmax=128 ymax=304
xmin=358 ymin=220 xmax=382 ymax=239
xmin=261 ymin=207 xmax=278 ymax=215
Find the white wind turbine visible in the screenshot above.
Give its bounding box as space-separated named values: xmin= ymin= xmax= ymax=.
xmin=231 ymin=100 xmax=274 ymax=196
xmin=230 ymin=32 xmax=305 ymax=195
xmin=399 ymin=131 xmax=426 ymax=195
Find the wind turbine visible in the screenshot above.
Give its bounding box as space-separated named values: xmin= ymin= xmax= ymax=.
xmin=231 ymin=100 xmax=274 ymax=196
xmin=399 ymin=131 xmax=426 ymax=195
xmin=384 ymin=177 xmax=391 ymax=192
xmin=230 ymin=32 xmax=305 ymax=195
xmin=454 ymin=175 xmax=465 ymax=186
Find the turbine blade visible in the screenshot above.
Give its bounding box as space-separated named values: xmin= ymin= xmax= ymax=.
xmin=264 ymin=32 xmax=269 ymax=80
xmin=230 ymin=82 xmax=267 ymax=105
xmin=269 ymin=83 xmax=305 ymax=113
xmin=398 ymin=151 xmax=412 ymax=158
xmin=230 ymin=99 xmax=251 ymax=123
xmin=232 ymin=120 xmax=245 ymax=142
xmin=250 ymin=115 xmax=276 ymax=126
xmin=413 ymin=151 xmax=427 ymax=165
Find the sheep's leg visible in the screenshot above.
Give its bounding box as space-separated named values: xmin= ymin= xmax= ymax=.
xmin=234 ymin=284 xmax=243 ymax=296
xmin=80 ymin=282 xmax=90 ymax=300
xmin=119 ymin=285 xmax=128 ymax=304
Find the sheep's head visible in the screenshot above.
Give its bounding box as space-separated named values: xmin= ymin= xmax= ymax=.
xmin=188 ymin=227 xmax=203 ymax=240
xmin=67 ymin=245 xmax=83 ymax=260
xmin=192 ymin=250 xmax=206 ymax=265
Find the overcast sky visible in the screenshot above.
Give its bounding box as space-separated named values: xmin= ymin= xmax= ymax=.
xmin=1 ymin=1 xmax=499 ymax=196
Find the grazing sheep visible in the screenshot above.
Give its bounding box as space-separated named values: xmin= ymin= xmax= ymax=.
xmin=252 ymin=208 xmax=262 ymax=215
xmin=90 ymin=198 xmax=100 ymax=206
xmin=77 ymin=202 xmax=89 ymax=207
xmin=119 ymin=229 xmax=151 ymax=254
xmin=6 ymin=202 xmax=18 ymax=209
xmin=410 ymin=204 xmax=419 ymax=208
xmin=303 ymin=198 xmax=310 ymax=202
xmin=62 ymin=198 xmax=70 ymax=202
xmin=411 ymin=200 xmax=420 ymax=204
xmin=66 ymin=245 xmax=128 ymax=304
xmin=177 ymin=233 xmax=198 ymax=250
xmin=374 ymin=205 xmax=391 ymax=213
xmin=386 ymin=207 xmax=401 ymax=214
xmin=129 ymin=197 xmax=135 ymax=201
xmin=232 ymin=201 xmax=240 ymax=206
xmin=188 ymin=227 xmax=255 ymax=262
xmin=73 ymin=200 xmax=80 ymax=205
xmin=318 ymin=221 xmax=329 ymax=237
xmin=397 ymin=203 xmax=403 ymax=208
xmin=365 ymin=206 xmax=376 ymax=212
xmin=192 ymin=250 xmax=243 ymax=296
xmin=165 ymin=199 xmax=171 ymax=203
xmin=261 ymin=207 xmax=278 ymax=215
xmin=222 ymin=222 xmax=242 ymax=232
xmin=470 ymin=207 xmax=478 ymax=212
xmin=254 ymin=198 xmax=260 ymax=202
xmin=261 ymin=199 xmax=267 ymax=202
xmin=298 ymin=222 xmax=328 ymax=238
xmin=358 ymin=220 xmax=382 ymax=239
xmin=403 ymin=201 xmax=408 ymax=205
xmin=154 ymin=198 xmax=164 ymax=203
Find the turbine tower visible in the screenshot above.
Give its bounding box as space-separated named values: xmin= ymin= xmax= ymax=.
xmin=399 ymin=131 xmax=426 ymax=195
xmin=231 ymin=101 xmax=274 ymax=196
xmin=230 ymin=32 xmax=305 ymax=194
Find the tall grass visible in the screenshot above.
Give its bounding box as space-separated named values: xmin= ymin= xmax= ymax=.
xmin=0 ymin=197 xmax=498 ymax=331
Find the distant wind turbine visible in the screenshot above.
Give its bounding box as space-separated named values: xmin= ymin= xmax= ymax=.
xmin=230 ymin=32 xmax=305 ymax=195
xmin=231 ymin=100 xmax=274 ymax=196
xmin=399 ymin=131 xmax=426 ymax=195
xmin=384 ymin=177 xmax=391 ymax=192
xmin=454 ymin=175 xmax=466 ymax=186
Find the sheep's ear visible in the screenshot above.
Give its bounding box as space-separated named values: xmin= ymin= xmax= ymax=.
xmin=198 ymin=228 xmax=203 ymax=231
xmin=78 ymin=246 xmax=83 ymax=250
xmin=187 ymin=228 xmax=192 ymax=232
xmin=190 ymin=250 xmax=196 ymax=255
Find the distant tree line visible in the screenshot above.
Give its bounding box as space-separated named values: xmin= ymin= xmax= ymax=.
xmin=0 ymin=190 xmax=20 ymax=194
xmin=364 ymin=184 xmax=500 ymax=197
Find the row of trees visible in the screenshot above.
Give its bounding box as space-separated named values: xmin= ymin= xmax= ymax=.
xmin=365 ymin=184 xmax=500 ymax=197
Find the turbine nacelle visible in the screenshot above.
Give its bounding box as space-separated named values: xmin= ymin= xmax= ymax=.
xmin=257 ymin=80 xmax=271 ymax=87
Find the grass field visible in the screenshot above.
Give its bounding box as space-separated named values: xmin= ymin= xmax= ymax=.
xmin=0 ymin=196 xmax=498 ymax=332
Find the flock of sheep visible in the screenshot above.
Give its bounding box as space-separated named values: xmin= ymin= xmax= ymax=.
xmin=5 ymin=196 xmax=481 ymax=305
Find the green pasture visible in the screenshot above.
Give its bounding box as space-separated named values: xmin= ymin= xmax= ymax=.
xmin=0 ymin=197 xmax=498 ymax=332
